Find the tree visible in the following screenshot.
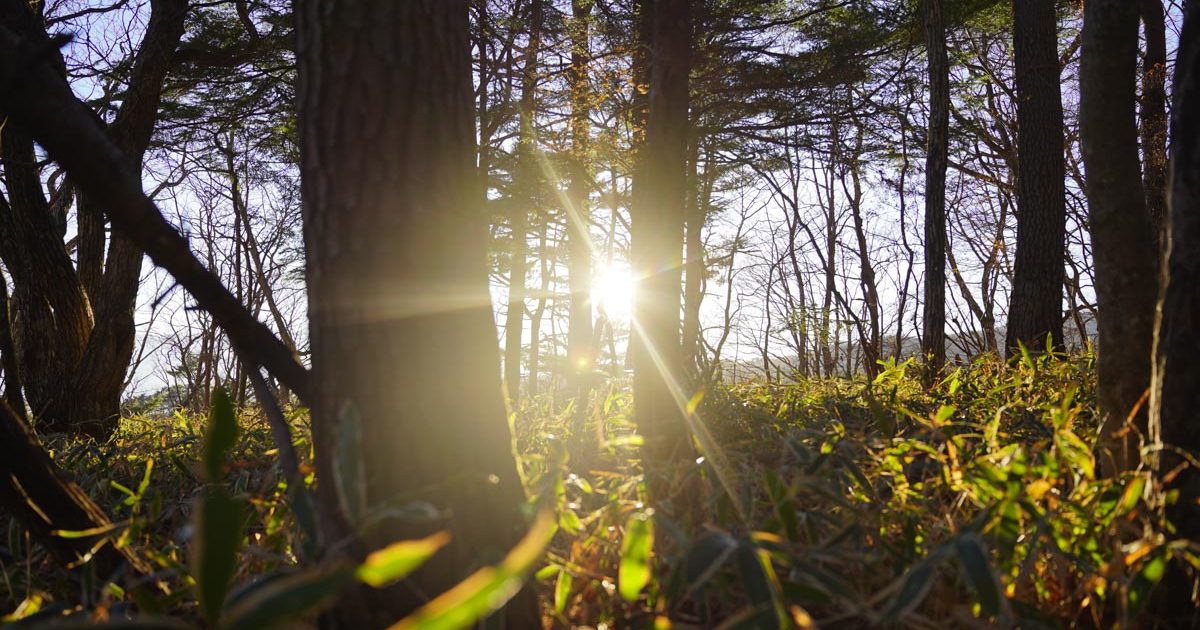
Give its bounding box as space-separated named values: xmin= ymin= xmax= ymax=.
xmin=922 ymin=0 xmax=949 ymax=377
xmin=1140 ymin=0 xmax=1169 ymax=244
xmin=505 ymin=0 xmax=545 ymax=406
xmin=1148 ymin=1 xmax=1200 ymax=622
xmin=1080 ymin=0 xmax=1158 ymax=474
xmin=631 ymin=0 xmax=694 ymax=504
xmin=1005 ymin=0 xmax=1066 ymax=352
xmin=567 ymin=0 xmax=595 ymax=394
xmin=0 ymin=0 xmax=188 ymax=438
xmin=295 ymin=1 xmax=538 ymax=626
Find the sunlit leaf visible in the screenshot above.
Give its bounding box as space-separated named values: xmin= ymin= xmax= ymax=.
xmin=554 ymin=567 xmax=572 ymax=614
xmin=559 ymin=508 xmax=583 ymax=535
xmin=1117 ymin=474 xmax=1147 ymax=515
xmin=389 ymin=508 xmax=556 ymax=630
xmin=619 ymin=512 xmax=654 ymax=602
xmin=1127 ymin=547 xmax=1168 ymax=616
xmin=356 ymin=531 xmax=450 ymax=588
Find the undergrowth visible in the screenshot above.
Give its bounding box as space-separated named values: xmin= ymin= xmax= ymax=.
xmin=1 ymin=352 xmax=1192 ymax=628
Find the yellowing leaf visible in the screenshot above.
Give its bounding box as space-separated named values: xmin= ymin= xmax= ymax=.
xmin=356 ymin=531 xmax=451 ymax=588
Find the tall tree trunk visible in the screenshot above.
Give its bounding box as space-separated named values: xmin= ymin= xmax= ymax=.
xmin=296 ymin=1 xmax=538 ymax=626
xmin=529 ymin=229 xmax=550 ymax=398
xmin=1080 ymin=0 xmax=1158 ymax=474
xmin=631 ymin=0 xmax=695 ymax=506
xmin=567 ymin=0 xmax=594 ymax=386
xmin=845 ymin=122 xmax=880 ymax=379
xmin=1006 ymin=0 xmax=1067 ymax=353
xmin=504 ymin=0 xmax=543 ymax=407
xmin=682 ymin=141 xmax=712 ymax=378
xmin=922 ymin=0 xmax=948 ymax=378
xmin=820 ymin=128 xmax=838 ymax=376
xmin=1140 ymin=0 xmax=1169 ymax=246
xmin=1149 ymin=3 xmax=1200 ymax=622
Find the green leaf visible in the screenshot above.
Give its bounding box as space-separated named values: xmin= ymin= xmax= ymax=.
xmin=1128 ymin=547 xmax=1169 ymax=616
xmin=223 ymin=566 xmax=357 ymax=630
xmin=390 ymin=508 xmax=557 ymax=630
xmin=204 ymin=388 xmax=238 ymax=482
xmin=192 ymin=488 xmax=244 ymax=624
xmin=356 ymin=531 xmax=450 ymax=588
xmin=954 ymin=532 xmax=1006 ymax=620
xmin=734 ymin=541 xmax=787 ymax=630
xmin=559 ymin=508 xmax=583 ymax=536
xmin=554 ymin=568 xmax=572 ymax=614
xmin=679 ymin=532 xmax=737 ymax=599
xmin=882 ymin=545 xmax=952 ymax=621
xmin=883 ymin=561 xmax=936 ymax=620
xmin=618 ymin=513 xmax=654 ymax=602
xmin=1117 ymin=475 xmax=1147 ymax=515
xmin=1054 ymin=429 xmax=1095 ymax=479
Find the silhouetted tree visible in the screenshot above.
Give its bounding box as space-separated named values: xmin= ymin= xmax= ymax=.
xmin=1080 ymin=0 xmax=1158 ymax=473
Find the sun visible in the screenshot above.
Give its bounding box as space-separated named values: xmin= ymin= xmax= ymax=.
xmin=591 ymin=263 xmax=635 ymax=321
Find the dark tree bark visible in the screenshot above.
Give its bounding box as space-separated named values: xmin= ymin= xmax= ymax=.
xmin=567 ymin=0 xmax=595 ymax=409
xmin=1149 ymin=2 xmax=1200 ymax=622
xmin=1140 ymin=0 xmax=1169 ymax=245
xmin=504 ymin=0 xmax=543 ymax=407
xmin=1080 ymin=0 xmax=1158 ymax=474
xmin=922 ymin=0 xmax=948 ymax=378
xmin=631 ymin=0 xmax=695 ymax=505
xmin=296 ymin=1 xmax=537 ymax=626
xmin=1006 ymin=0 xmax=1066 ymax=353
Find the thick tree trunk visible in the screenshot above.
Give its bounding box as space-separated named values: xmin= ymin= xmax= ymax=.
xmin=1149 ymin=3 xmax=1200 ymax=622
xmin=1140 ymin=0 xmax=1169 ymax=246
xmin=631 ymin=0 xmax=695 ymax=505
xmin=1006 ymin=0 xmax=1066 ymax=353
xmin=0 ymin=127 xmax=94 ymax=426
xmin=922 ymin=0 xmax=948 ymax=378
xmin=1080 ymin=0 xmax=1158 ymax=474
xmin=296 ymin=1 xmax=538 ymax=626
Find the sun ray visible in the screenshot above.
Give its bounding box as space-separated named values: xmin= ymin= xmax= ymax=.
xmin=629 ymin=317 xmax=747 ymax=525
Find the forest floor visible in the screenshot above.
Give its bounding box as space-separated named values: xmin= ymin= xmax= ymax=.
xmin=1 ymin=352 xmax=1187 ymax=628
